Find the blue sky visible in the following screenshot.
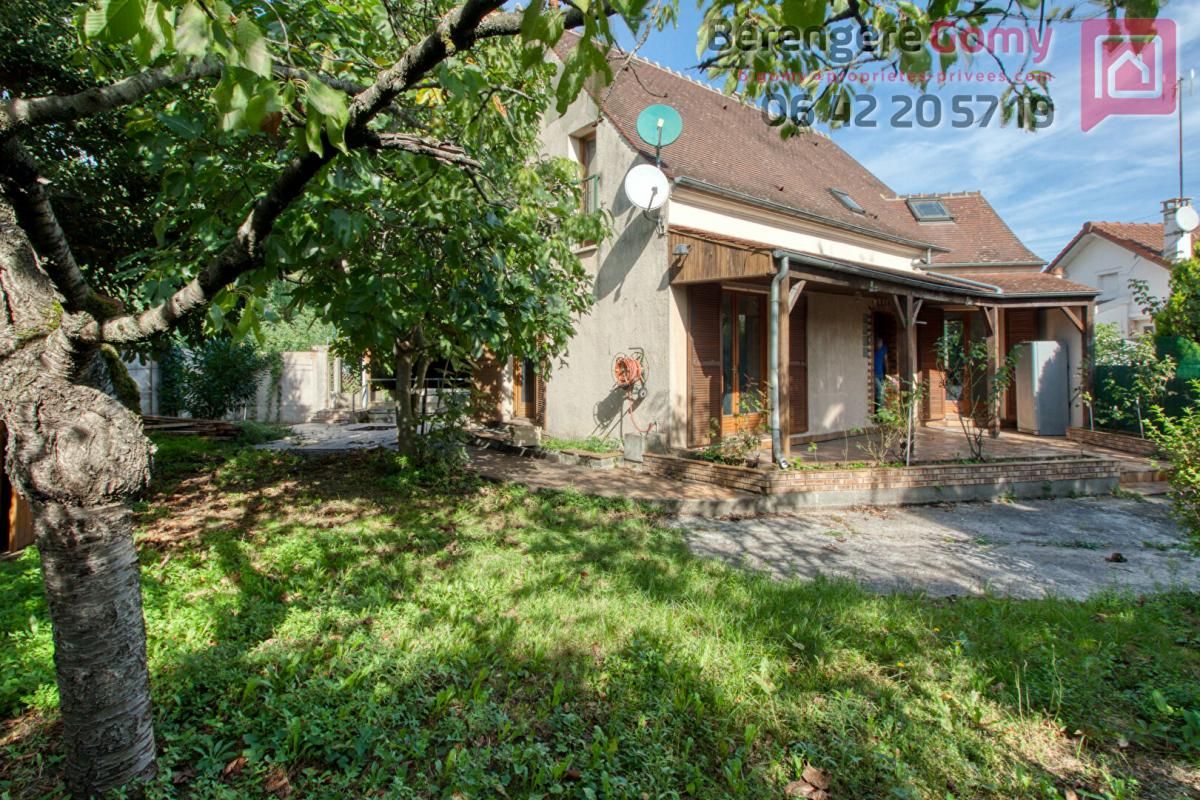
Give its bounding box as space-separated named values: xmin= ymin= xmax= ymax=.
xmin=612 ymin=2 xmax=1200 ymax=261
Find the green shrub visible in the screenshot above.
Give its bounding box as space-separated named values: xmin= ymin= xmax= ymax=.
xmin=1147 ymin=382 xmax=1200 ymax=540
xmin=188 ymin=339 xmax=268 ymax=419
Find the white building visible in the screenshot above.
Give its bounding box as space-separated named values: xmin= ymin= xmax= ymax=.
xmin=1047 ymin=200 xmax=1194 ymax=336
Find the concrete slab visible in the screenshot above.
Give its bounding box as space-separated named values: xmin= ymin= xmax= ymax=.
xmin=256 ymin=423 xmax=398 ymax=453
xmin=678 ymin=495 xmax=1199 ymax=599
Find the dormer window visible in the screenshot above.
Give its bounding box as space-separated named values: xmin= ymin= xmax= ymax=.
xmin=907 ymin=198 xmax=953 ymax=222
xmin=830 ymin=188 xmax=864 ymax=214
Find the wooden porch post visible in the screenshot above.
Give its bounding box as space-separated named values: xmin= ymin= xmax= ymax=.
xmin=893 ymin=294 xmax=923 ymax=464
xmin=779 ymin=274 xmax=791 ymax=457
xmin=1083 ymin=304 xmax=1095 ymax=429
xmin=983 ymin=305 xmax=1002 ymax=436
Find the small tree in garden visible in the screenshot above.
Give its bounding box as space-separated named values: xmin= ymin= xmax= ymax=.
xmin=1147 ymin=384 xmax=1200 ymax=541
xmin=857 ymin=378 xmax=923 ymax=466
xmin=1096 ymin=334 xmax=1176 ymax=437
xmin=935 ymin=330 xmax=1016 ymax=461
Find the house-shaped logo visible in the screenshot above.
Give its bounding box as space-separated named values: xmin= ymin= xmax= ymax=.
xmin=1081 ymin=18 xmax=1176 ymax=131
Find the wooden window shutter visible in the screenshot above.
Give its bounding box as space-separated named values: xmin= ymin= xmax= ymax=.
xmin=918 ymin=306 xmax=945 ymax=421
xmin=687 ymin=284 xmax=723 ymax=447
xmin=788 ymin=296 xmax=808 ymax=433
xmin=534 ymin=371 xmax=547 ymax=428
xmin=1003 ymin=308 xmax=1039 ymax=421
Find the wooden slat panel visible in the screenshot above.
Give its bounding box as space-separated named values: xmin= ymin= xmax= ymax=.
xmin=535 ymin=371 xmax=547 ymax=428
xmin=918 ymin=305 xmax=945 ymax=421
xmin=669 ymin=230 xmax=774 ymax=285
xmin=789 ymin=295 xmax=808 ymax=434
xmin=688 ymin=284 xmax=723 ymax=447
xmin=1004 ymin=308 xmax=1038 ymax=422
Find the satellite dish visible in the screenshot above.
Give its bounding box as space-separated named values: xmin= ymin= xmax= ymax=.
xmin=1175 ymin=204 xmax=1200 ymax=233
xmin=636 ymin=104 xmax=683 ymax=149
xmin=623 ymin=164 xmax=670 ymax=212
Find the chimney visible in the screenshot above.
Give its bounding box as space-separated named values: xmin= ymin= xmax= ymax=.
xmin=1162 ymin=197 xmax=1195 ymax=261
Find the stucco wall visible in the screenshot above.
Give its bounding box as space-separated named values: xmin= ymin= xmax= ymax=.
xmin=1057 ymin=236 xmax=1169 ymax=336
xmin=538 ymin=95 xmax=674 ymax=447
xmin=806 ymin=292 xmax=872 ymax=435
xmin=1041 ymin=309 xmax=1085 ymax=428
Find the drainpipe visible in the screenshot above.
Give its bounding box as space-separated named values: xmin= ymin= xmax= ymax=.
xmin=769 ymin=255 xmax=790 ymax=469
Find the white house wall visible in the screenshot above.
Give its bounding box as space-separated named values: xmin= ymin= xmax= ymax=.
xmin=539 ymin=100 xmax=676 ymax=446
xmin=670 ymin=188 xmax=924 ymax=272
xmin=1057 ymin=236 xmax=1169 ymax=336
xmin=805 ymin=292 xmax=872 ymax=435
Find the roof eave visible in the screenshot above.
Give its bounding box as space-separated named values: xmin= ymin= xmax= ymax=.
xmin=674 ymin=176 xmax=949 ymax=254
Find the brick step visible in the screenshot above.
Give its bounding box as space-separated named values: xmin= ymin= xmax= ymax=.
xmin=1120 ymin=468 xmax=1172 ymax=484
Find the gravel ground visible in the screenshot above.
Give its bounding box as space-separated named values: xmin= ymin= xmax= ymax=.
xmin=677 ymin=495 xmax=1200 ymax=599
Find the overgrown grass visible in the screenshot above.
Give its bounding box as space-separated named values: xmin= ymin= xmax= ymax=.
xmin=2 ymin=437 xmax=1198 ymax=799
xmin=541 ymin=435 xmax=621 ymax=454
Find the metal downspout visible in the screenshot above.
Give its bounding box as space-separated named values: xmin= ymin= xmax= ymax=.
xmin=770 ymin=255 xmax=790 ymax=469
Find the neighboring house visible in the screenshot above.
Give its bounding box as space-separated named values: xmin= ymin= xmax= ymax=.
xmin=1047 ymin=207 xmax=1192 ymax=336
xmin=482 ymin=37 xmax=1100 ymax=455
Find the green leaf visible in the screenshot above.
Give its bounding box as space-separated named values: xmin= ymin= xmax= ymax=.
xmin=82 ymin=1 xmax=110 ymax=39
xmin=305 ymin=112 xmax=324 ymax=156
xmin=234 ymin=17 xmax=271 ymax=78
xmin=245 ymin=84 xmax=281 ymax=131
xmin=305 ymin=75 xmax=349 ymax=120
xmin=175 ymin=1 xmax=210 ymax=57
xmin=780 ymin=0 xmax=824 ymax=30
xmin=82 ymin=0 xmax=146 ymax=43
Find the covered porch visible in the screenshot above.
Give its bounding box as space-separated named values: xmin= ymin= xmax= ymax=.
xmin=671 ymin=227 xmax=1100 ymax=465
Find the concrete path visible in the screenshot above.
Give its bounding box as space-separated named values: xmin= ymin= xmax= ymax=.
xmin=678 ymin=496 xmax=1200 ymax=599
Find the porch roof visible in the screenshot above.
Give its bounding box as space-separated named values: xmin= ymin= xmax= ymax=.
xmin=779 ymin=249 xmax=1099 ymax=306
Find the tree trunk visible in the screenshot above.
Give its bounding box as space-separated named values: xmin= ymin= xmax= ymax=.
xmin=1 ymin=202 xmax=156 ymax=798
xmin=393 ymin=341 xmax=417 ymax=457
xmin=36 ymin=500 xmax=156 ymax=797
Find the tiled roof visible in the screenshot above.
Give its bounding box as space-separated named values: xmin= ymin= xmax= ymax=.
xmin=885 ymin=193 xmax=1044 ymax=267
xmin=1048 ymin=222 xmax=1169 ymax=270
xmin=943 ymin=271 xmax=1101 ymax=296
xmin=557 ymin=33 xmax=1043 ymax=269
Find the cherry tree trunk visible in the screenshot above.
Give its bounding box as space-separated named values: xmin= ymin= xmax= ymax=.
xmin=393 ymin=341 xmax=418 ymax=457
xmin=0 ymin=205 xmax=156 ymax=797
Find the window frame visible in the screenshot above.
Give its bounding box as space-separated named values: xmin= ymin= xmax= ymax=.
xmin=906 ymin=198 xmax=954 ymax=222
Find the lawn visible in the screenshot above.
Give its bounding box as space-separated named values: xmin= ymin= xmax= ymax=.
xmin=1 ymin=438 xmax=1198 ymax=799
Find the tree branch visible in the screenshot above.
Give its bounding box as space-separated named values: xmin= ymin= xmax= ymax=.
xmin=83 ymin=0 xmax=550 ymax=344
xmin=0 ymin=139 xmax=94 ymax=311
xmin=0 ymin=59 xmax=221 ymax=137
xmin=363 ymin=132 xmax=480 ymax=167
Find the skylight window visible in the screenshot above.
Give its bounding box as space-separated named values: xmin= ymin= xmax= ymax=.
xmin=830 ymin=188 xmax=864 ymax=214
xmin=907 ymin=198 xmax=953 ymax=222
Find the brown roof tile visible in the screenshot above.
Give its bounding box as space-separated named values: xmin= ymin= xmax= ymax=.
xmin=1048 ymin=222 xmax=1169 ymax=270
xmin=558 ymin=33 xmax=1043 ymax=269
xmin=942 ymin=270 xmax=1101 ymax=296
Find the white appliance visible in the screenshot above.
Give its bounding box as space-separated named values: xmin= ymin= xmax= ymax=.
xmin=1013 ymin=341 xmax=1069 ymax=436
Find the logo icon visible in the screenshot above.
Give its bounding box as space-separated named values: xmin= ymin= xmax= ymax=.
xmin=1081 ymin=17 xmax=1177 ymax=131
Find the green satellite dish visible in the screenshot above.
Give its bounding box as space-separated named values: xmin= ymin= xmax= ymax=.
xmin=636 ymin=104 xmax=683 ymax=148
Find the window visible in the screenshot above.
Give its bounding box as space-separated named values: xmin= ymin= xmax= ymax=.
xmin=575 ymin=132 xmax=599 ymax=214
xmin=906 ymin=198 xmax=953 ymax=221
xmin=1098 ymin=271 xmax=1120 ymax=298
xmin=830 ymin=188 xmax=864 ymax=214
